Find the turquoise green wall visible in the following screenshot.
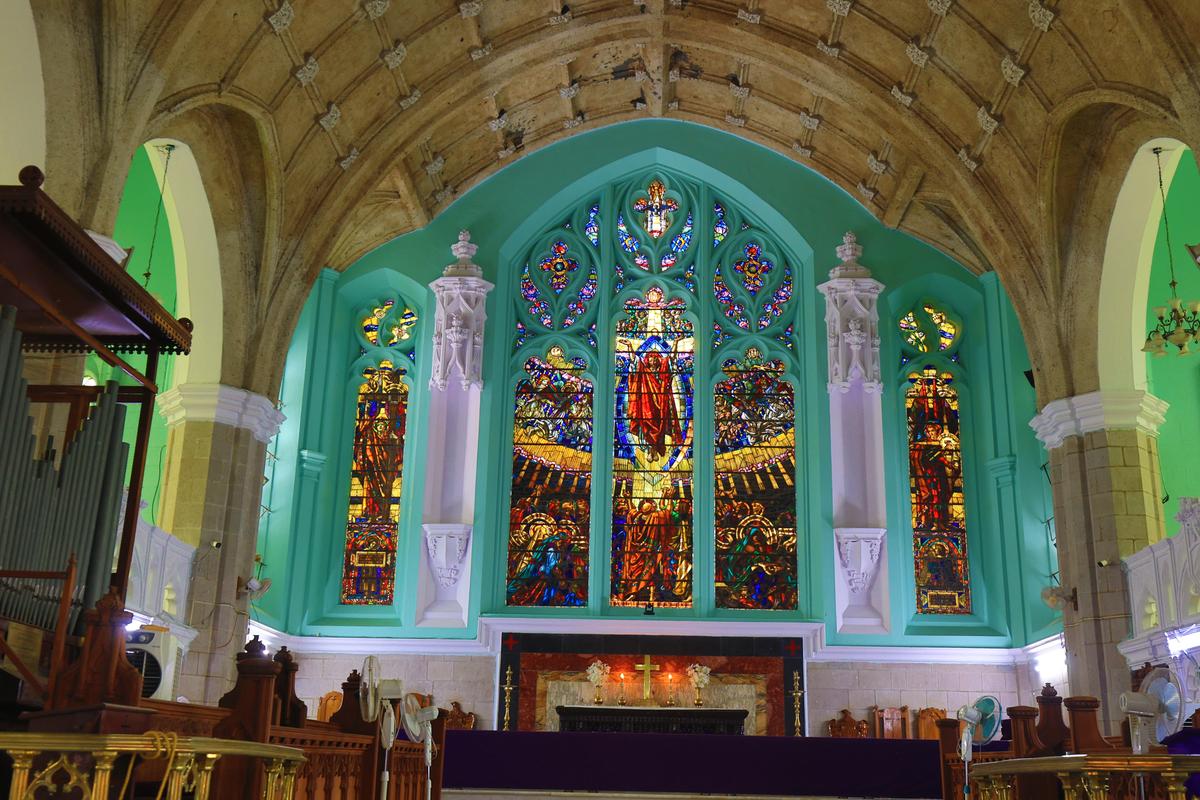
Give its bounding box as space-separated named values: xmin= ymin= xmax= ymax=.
xmin=84 ymin=145 xmax=177 ymax=526
xmin=1147 ymin=149 xmax=1200 ymax=535
xmin=256 ymin=120 xmax=1058 ymax=647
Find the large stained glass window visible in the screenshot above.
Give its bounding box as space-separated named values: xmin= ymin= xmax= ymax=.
xmin=714 ymin=349 xmax=798 ymax=609
xmin=507 ymin=175 xmax=801 ymax=612
xmin=906 ymin=365 xmax=971 ymax=614
xmin=507 ymin=347 xmax=593 ymax=606
xmin=611 ymin=287 xmax=695 ymax=608
xmin=341 ymin=360 xmax=410 ymax=605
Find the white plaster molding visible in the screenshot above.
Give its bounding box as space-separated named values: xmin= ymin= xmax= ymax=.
xmin=729 ymin=81 xmax=750 ymax=99
xmin=339 ymin=148 xmax=360 ymax=170
xmin=826 ymin=0 xmax=851 ymax=16
xmin=400 ymin=89 xmax=421 ymax=110
xmin=157 ymin=384 xmax=285 ymax=443
xmin=724 ymin=114 xmax=746 ymax=127
xmin=559 ymin=83 xmax=579 ymax=100
xmin=547 ymin=9 xmax=572 ymax=24
xmin=363 ymin=0 xmax=389 ymax=19
xmin=458 ymin=1 xmax=483 ymax=17
xmin=424 ymin=524 xmax=471 ymax=588
xmin=799 ymin=111 xmax=821 ymax=131
xmin=905 ymin=42 xmax=930 ymax=68
xmin=1028 ymin=1 xmax=1054 ymax=31
xmin=855 ymin=181 xmax=877 ymax=201
xmin=891 ymin=85 xmax=914 ymax=107
xmin=834 ymin=528 xmax=888 ymax=634
xmin=294 ymin=56 xmax=319 ymax=86
xmin=1001 ymin=54 xmax=1026 ymax=86
xmin=792 ymin=143 xmax=813 ymax=158
xmin=318 ymin=103 xmax=341 ymax=132
xmin=424 ymin=154 xmax=445 ymax=176
xmin=957 ymin=147 xmax=979 ymax=173
xmin=430 ymin=231 xmax=494 ymax=391
xmin=469 ymin=42 xmax=493 ymax=60
xmin=815 ymin=39 xmax=841 ymax=58
xmin=927 ymin=0 xmax=951 ymax=16
xmin=867 ymin=152 xmax=888 ymax=175
xmin=1029 ymin=390 xmax=1169 ymax=449
xmin=737 ymin=8 xmax=762 ymax=23
xmin=977 ymin=106 xmax=999 ymax=135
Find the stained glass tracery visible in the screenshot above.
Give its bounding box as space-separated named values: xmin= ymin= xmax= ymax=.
xmin=507 ymin=347 xmax=593 ymax=607
xmin=341 ymin=360 xmax=410 ymax=605
xmin=907 ymin=366 xmax=971 ymax=615
xmin=634 ymin=179 xmax=678 ymax=239
xmin=714 ymin=350 xmax=798 ymax=609
xmin=611 ymin=287 xmax=695 ymax=608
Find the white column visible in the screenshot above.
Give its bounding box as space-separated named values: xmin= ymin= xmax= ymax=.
xmin=417 ymin=231 xmax=494 ymax=627
xmin=817 ymin=232 xmax=889 ymax=634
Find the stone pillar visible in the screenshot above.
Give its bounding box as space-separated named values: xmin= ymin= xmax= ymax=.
xmin=156 ymin=384 xmax=284 ymax=704
xmin=417 ymin=231 xmax=493 ymax=627
xmin=1031 ymin=390 xmax=1169 ymax=732
xmin=817 ymin=232 xmax=889 ymax=633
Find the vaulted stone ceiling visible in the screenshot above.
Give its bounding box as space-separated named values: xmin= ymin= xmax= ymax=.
xmin=30 ymin=0 xmax=1200 ymax=398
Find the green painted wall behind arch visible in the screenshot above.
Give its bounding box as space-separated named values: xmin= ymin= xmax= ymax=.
xmin=1147 ymin=149 xmax=1200 ymax=534
xmin=258 ymin=120 xmax=1058 ymax=647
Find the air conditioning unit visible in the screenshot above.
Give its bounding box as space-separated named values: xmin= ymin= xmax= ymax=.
xmin=126 ymin=627 xmax=181 ymax=701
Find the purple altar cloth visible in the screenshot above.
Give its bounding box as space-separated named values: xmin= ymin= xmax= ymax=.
xmin=443 ymin=730 xmax=942 ymax=798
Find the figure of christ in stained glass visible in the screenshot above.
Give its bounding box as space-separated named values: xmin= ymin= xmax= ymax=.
xmin=906 ymin=366 xmax=971 ymax=614
xmin=507 ymin=348 xmax=593 ymax=607
xmin=713 ymin=351 xmax=798 ymax=610
xmin=341 ymin=361 xmax=410 ymax=604
xmin=611 ymin=288 xmax=695 ymax=608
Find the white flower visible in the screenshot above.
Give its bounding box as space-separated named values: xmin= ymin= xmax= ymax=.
xmin=586 ymin=660 xmax=611 ymax=686
xmin=686 ymin=663 xmax=711 ymax=688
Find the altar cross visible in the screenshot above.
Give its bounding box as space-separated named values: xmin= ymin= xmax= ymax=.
xmin=634 ymin=655 xmax=660 ymax=701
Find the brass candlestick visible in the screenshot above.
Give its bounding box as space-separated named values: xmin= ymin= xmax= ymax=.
xmin=790 ymin=670 xmax=805 ymax=736
xmin=502 ymin=666 xmax=514 ymax=731
xmin=618 ymin=673 xmax=627 ymax=706
xmin=693 ymin=684 xmax=703 ymax=707
xmin=593 ymin=683 xmax=604 ymax=705
xmin=665 ymin=675 xmax=677 ymax=707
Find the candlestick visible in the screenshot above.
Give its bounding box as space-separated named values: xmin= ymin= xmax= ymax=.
xmin=618 ymin=672 xmax=627 ymax=706
xmin=666 ymin=673 xmax=677 ymax=707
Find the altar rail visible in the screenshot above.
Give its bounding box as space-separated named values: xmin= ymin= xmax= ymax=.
xmin=138 ymin=639 xmax=446 ymax=800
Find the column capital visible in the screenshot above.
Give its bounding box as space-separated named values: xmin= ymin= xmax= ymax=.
xmin=298 ymin=449 xmax=327 ymax=481
xmin=1030 ymin=390 xmax=1168 ymax=450
xmin=817 ymin=232 xmax=885 ymax=393
xmin=157 ymin=383 xmax=285 ymax=443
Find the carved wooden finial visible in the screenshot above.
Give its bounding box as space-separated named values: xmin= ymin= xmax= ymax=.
xmin=273 ymin=645 xmax=295 ymax=666
xmin=18 ymin=165 xmax=44 ymax=188
xmin=1040 ymin=682 xmax=1058 ymax=697
xmin=241 ymin=635 xmax=268 ymax=660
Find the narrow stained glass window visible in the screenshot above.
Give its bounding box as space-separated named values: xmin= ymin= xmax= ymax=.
xmin=907 ymin=366 xmax=971 ymax=614
xmin=611 ymin=287 xmax=694 ymax=608
xmin=341 ymin=361 xmax=410 ymax=604
xmin=507 ymin=347 xmax=592 ymax=606
xmin=714 ymin=350 xmax=798 ymax=609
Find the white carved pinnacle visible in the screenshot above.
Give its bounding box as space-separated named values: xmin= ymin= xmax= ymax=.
xmin=1001 ymin=54 xmax=1026 ymax=86
xmin=977 ymin=106 xmax=999 ymax=134
xmin=294 ymin=56 xmax=319 ymax=86
xmin=1028 ymin=1 xmax=1054 ymax=31
xmin=430 ymin=231 xmax=494 ymax=391
xmin=267 ymin=1 xmax=294 ymax=33
xmin=817 ymin=232 xmax=884 ymax=393
xmin=383 ymin=42 xmax=407 ymax=69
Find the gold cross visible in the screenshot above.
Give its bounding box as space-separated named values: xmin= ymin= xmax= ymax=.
xmin=634 ymin=655 xmax=660 ymax=701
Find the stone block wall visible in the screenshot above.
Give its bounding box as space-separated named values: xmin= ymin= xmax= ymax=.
xmin=291 ymin=652 xmax=498 ymax=729
xmin=806 ymin=660 xmax=1058 ymax=737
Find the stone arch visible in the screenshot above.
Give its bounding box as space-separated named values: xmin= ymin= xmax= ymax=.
xmin=0 ymin=0 xmax=45 ymax=183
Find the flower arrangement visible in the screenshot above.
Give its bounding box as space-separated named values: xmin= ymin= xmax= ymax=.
xmin=685 ymin=663 xmax=711 ymax=689
xmin=586 ymin=660 xmax=611 ymax=704
xmin=586 ymin=660 xmax=611 ymax=685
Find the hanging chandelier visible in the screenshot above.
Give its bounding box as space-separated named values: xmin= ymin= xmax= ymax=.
xmin=1143 ymin=147 xmax=1200 ymax=356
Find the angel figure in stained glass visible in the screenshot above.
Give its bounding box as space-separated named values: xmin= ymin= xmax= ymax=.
xmin=633 ymin=179 xmax=678 ymax=239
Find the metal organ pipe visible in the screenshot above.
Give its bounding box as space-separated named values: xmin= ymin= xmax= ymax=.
xmin=0 ymin=305 xmax=129 ymax=633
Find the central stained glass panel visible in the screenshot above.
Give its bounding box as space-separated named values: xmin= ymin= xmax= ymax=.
xmin=611 ymin=287 xmax=695 ymax=607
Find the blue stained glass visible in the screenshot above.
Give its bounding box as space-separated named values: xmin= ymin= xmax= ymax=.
xmin=712 ymin=323 xmax=730 ymax=350
xmin=617 ymin=214 xmax=640 ymax=254
xmin=562 ymin=266 xmax=598 ymax=328
xmin=776 ymin=322 xmax=795 ymax=351
xmin=515 ymin=321 xmax=528 ymax=351
xmin=714 ymin=264 xmax=750 ymax=330
xmin=613 ymin=263 xmax=626 ymax=295
xmin=757 ymin=264 xmax=793 ymax=330
xmin=733 ymin=243 xmax=773 ymax=296
xmin=520 ymin=263 xmax=553 ymax=328
xmin=713 ymin=203 xmax=728 ymax=247
xmin=585 ymin=204 xmax=600 ymax=247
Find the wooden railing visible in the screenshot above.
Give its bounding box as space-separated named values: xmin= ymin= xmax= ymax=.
xmin=972 ymin=754 xmax=1200 ymax=800
xmin=138 ymin=638 xmax=446 ymax=800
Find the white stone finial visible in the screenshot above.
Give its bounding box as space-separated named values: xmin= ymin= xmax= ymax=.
xmin=836 ymin=231 xmax=863 ymax=266
xmin=451 ymin=230 xmax=478 ymax=263
xmin=430 ymin=231 xmax=493 ymax=391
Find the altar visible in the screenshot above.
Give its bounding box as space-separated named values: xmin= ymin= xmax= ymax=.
xmin=556 ymin=704 xmax=749 ymax=735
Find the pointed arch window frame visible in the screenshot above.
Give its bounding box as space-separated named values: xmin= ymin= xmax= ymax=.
xmin=493 ymin=167 xmax=816 ymax=618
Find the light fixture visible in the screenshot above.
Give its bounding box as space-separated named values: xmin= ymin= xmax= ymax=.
xmin=142 ymin=143 xmax=176 ymax=288
xmin=1143 ymin=147 xmax=1200 ymax=356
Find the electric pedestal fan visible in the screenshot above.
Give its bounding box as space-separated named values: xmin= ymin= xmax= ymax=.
xmin=359 ymin=656 xmax=406 ymax=798
xmin=1120 ymin=666 xmax=1187 ymax=754
xmin=956 ymin=695 xmax=1003 ymax=799
xmin=402 ymin=693 xmax=440 ymax=800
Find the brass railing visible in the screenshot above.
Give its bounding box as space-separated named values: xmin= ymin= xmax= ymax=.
xmin=972 ymin=753 xmax=1200 ymax=800
xmin=0 ymin=731 xmax=305 ymax=800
